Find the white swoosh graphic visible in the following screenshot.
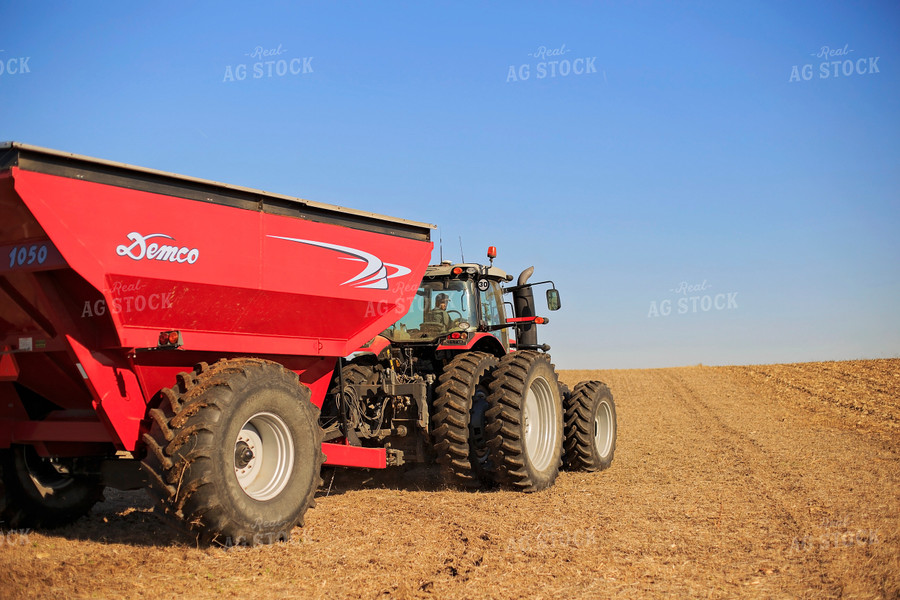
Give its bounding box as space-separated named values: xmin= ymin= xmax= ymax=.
xmin=268 ymin=236 xmax=410 ymax=290
xmin=342 ymin=258 xmax=412 ymax=289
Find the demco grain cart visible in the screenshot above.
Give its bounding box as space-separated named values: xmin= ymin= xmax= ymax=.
xmin=0 ymin=142 xmax=434 ymax=545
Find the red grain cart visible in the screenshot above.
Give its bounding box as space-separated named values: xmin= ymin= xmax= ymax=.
xmin=0 ymin=142 xmax=433 ymax=544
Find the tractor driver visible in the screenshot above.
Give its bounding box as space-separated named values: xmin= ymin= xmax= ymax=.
xmin=428 ymin=293 xmax=453 ymax=329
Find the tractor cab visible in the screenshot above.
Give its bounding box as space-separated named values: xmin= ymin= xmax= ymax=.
xmin=381 ymin=260 xmax=514 ymax=354
xmin=380 ymin=246 xmax=561 ymax=357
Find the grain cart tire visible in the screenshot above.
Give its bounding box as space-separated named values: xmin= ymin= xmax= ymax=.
xmin=432 ymin=351 xmax=499 ymax=489
xmin=563 ymin=381 xmax=617 ymax=472
xmin=141 ymin=358 xmax=324 ymax=546
xmin=0 ymin=445 xmax=104 ymax=528
xmin=485 ymin=351 xmax=563 ymax=492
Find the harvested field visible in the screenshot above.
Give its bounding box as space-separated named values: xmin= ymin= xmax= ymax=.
xmin=0 ymin=359 xmax=897 ymax=599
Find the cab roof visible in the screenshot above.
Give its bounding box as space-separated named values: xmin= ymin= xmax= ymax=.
xmin=424 ymin=262 xmax=511 ymax=281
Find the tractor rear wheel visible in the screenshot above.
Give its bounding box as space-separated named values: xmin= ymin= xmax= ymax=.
xmin=0 ymin=445 xmax=104 ymax=528
xmin=485 ymin=351 xmax=563 ymax=492
xmin=563 ymin=381 xmax=617 ymax=471
xmin=432 ymin=351 xmax=499 ymax=489
xmin=141 ymin=358 xmax=324 ymax=546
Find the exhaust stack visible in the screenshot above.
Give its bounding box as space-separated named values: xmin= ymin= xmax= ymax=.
xmin=513 ymin=267 xmax=539 ymax=349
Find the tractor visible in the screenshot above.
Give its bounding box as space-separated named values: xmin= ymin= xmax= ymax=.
xmin=321 ymin=246 xmax=617 ymax=491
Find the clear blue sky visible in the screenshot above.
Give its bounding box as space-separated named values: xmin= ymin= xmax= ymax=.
xmin=2 ymin=1 xmax=898 ymax=368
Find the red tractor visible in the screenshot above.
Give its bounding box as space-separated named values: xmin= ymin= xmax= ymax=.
xmin=322 ymin=248 xmax=617 ymax=492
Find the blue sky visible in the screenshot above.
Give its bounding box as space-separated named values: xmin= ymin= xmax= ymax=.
xmin=2 ymin=1 xmax=898 ymax=368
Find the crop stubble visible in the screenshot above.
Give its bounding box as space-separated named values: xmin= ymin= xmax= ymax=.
xmin=0 ymin=359 xmax=897 ymax=599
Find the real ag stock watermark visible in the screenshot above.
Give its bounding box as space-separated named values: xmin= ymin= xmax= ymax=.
xmin=215 ymin=517 xmax=295 ymax=548
xmin=790 ymin=516 xmax=879 ymax=552
xmin=0 ymin=50 xmax=31 ymax=77
xmin=0 ymin=528 xmax=32 ymax=546
xmin=364 ymin=280 xmax=421 ymax=317
xmin=81 ymin=279 xmax=174 ymax=318
xmin=506 ymin=524 xmax=596 ymax=553
xmin=217 ymin=522 xmax=321 ymax=549
xmin=506 ymin=44 xmax=601 ymax=83
xmin=223 ymin=43 xmax=313 ymax=83
xmin=647 ymin=279 xmax=738 ymax=318
xmin=789 ymin=44 xmax=880 ymax=82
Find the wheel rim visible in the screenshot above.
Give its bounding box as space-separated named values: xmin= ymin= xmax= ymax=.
xmin=522 ymin=375 xmax=558 ymax=472
xmin=22 ymin=446 xmax=74 ymax=494
xmin=594 ymin=400 xmax=614 ymax=459
xmin=234 ymin=412 xmax=294 ymax=501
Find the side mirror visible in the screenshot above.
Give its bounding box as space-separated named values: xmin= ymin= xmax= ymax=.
xmin=546 ymin=288 xmax=561 ymax=311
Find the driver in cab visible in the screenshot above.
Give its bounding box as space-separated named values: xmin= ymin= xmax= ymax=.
xmin=428 ymin=293 xmax=453 ymax=329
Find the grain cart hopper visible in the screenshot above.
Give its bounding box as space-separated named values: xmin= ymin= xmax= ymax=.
xmin=0 ymin=142 xmax=433 ymax=545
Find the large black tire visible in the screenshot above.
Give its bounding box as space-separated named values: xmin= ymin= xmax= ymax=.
xmin=563 ymin=380 xmax=617 ymax=472
xmin=484 ymin=351 xmax=563 ymax=492
xmin=324 ymin=362 xmax=378 ymax=433
xmin=141 ymin=358 xmax=324 ymax=546
xmin=431 ymin=351 xmax=499 ymax=489
xmin=0 ymin=445 xmax=104 ymax=529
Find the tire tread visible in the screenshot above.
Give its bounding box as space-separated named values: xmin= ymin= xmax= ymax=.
xmin=140 ymin=358 xmax=324 ymax=545
xmin=432 ymin=352 xmax=498 ymax=489
xmin=484 ymin=351 xmax=563 ymax=492
xmin=563 ymin=380 xmax=616 ymax=472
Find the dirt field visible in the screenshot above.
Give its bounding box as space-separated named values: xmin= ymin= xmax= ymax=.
xmin=1 ymin=359 xmax=897 ymax=599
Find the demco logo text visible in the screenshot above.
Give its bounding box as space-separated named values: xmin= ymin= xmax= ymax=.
xmin=116 ymin=232 xmax=199 ymax=264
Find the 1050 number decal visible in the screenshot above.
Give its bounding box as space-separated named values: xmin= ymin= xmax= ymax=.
xmin=8 ymin=244 xmax=49 ymax=268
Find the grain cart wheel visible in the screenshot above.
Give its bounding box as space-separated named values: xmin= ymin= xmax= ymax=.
xmin=563 ymin=381 xmax=617 ymax=472
xmin=0 ymin=445 xmax=104 ymax=528
xmin=432 ymin=351 xmax=499 ymax=489
xmin=485 ymin=351 xmax=563 ymax=492
xmin=141 ymin=358 xmax=324 ymax=546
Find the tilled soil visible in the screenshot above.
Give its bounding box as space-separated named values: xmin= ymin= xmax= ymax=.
xmin=0 ymin=359 xmax=897 ymax=599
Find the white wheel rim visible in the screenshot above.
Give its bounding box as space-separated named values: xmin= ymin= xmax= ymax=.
xmin=234 ymin=412 xmax=294 ymax=501
xmin=522 ymin=375 xmax=558 ymax=472
xmin=594 ymin=400 xmax=613 ymax=459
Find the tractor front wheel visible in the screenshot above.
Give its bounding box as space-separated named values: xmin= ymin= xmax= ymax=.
xmin=432 ymin=351 xmax=499 ymax=489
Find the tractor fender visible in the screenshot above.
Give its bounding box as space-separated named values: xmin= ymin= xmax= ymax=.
xmin=437 ymin=332 xmax=506 ymax=357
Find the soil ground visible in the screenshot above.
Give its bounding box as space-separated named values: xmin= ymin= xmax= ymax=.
xmin=0 ymin=359 xmax=897 ymax=599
